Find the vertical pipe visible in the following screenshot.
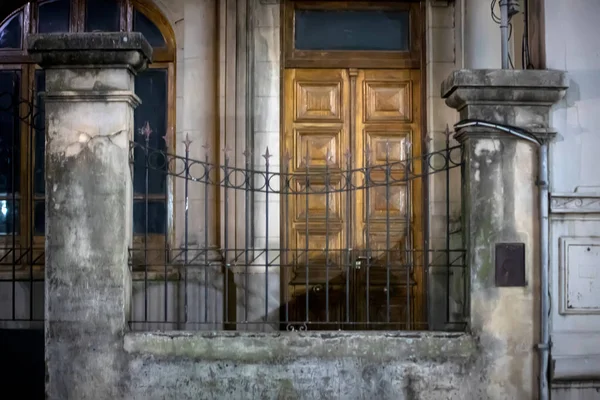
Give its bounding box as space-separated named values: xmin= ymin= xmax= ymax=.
xmin=500 ymin=0 xmax=509 ymax=69
xmin=523 ymin=0 xmax=530 ymax=69
xmin=223 ymin=154 xmax=229 ymax=328
xmin=143 ymin=134 xmax=149 ymax=323
xmin=203 ymin=153 xmax=209 ymax=325
xmin=30 ymin=109 xmax=34 ymax=319
xmin=264 ymin=151 xmax=270 ymax=324
xmin=183 ymin=142 xmax=190 ymax=324
xmin=365 ymin=150 xmax=371 ymax=325
xmin=164 ymin=159 xmax=168 ymax=323
xmin=345 ymin=153 xmax=351 ymax=326
xmin=304 ymin=148 xmax=310 ymax=324
xmin=244 ymin=151 xmax=250 ymax=324
xmin=11 ymin=76 xmax=17 ymax=321
xmin=325 ymin=153 xmax=330 ymax=323
xmin=405 ymin=145 xmax=411 ymax=329
xmin=30 ymin=82 xmax=37 ymax=321
xmin=445 ymin=130 xmax=451 ymax=323
xmin=246 ymin=0 xmax=256 ymax=249
xmin=539 ymin=143 xmax=549 ymax=400
xmin=348 ymin=71 xmax=357 ymax=328
xmin=385 ymin=144 xmax=391 ymax=323
xmin=282 ymin=159 xmax=289 ymax=325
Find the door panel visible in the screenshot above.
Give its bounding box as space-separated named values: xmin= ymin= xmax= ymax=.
xmin=283 ymin=69 xmax=350 ymax=328
xmin=282 ymin=68 xmax=422 ymax=330
xmin=354 ymin=69 xmax=422 ymax=330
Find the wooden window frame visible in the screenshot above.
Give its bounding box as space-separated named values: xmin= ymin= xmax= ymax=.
xmin=0 ymin=0 xmax=176 ymax=279
xmin=282 ymin=1 xmax=422 ymax=69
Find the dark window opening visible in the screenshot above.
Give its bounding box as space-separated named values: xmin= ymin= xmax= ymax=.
xmin=295 ymin=10 xmax=410 ymax=51
xmin=0 ymin=12 xmax=22 ymax=49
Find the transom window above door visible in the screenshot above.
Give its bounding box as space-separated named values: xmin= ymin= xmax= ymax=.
xmin=283 ymin=1 xmax=422 ymax=69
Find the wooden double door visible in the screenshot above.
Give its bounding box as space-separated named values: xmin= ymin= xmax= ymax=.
xmin=282 ymin=68 xmax=423 ymax=330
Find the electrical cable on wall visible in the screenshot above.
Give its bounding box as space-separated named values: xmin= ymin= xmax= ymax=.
xmin=523 ymin=0 xmax=535 ymax=69
xmin=492 ymin=0 xmax=536 ymax=69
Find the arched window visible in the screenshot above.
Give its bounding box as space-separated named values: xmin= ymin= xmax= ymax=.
xmin=0 ymin=0 xmax=175 ymax=262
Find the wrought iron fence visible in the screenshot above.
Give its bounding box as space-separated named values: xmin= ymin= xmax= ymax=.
xmin=0 ymin=75 xmax=45 ymax=326
xmin=0 ymin=79 xmax=466 ymax=331
xmin=128 ymin=126 xmax=466 ymax=332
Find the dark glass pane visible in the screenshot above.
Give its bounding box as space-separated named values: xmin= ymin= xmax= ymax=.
xmin=38 ymin=0 xmax=70 ymax=33
xmin=134 ymin=69 xmax=167 ymax=195
xmin=34 ymin=201 xmax=44 ymax=235
xmin=0 ymin=200 xmax=19 ymax=234
xmin=0 ymin=70 xmax=21 ymax=195
xmin=133 ymin=201 xmax=166 ymax=234
xmin=0 ymin=12 xmax=22 ymax=49
xmin=85 ymin=0 xmax=120 ymax=32
xmin=133 ymin=9 xmax=166 ymax=48
xmin=34 ymin=70 xmax=46 ymax=196
xmin=295 ymin=10 xmax=409 ymax=51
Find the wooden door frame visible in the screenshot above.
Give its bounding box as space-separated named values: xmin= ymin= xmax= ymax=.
xmin=279 ymin=1 xmax=427 ymax=329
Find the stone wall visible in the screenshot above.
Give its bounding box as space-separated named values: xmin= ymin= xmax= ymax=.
xmin=124 ymin=331 xmax=485 ymax=400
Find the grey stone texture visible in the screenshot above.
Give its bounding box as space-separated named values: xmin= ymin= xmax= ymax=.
xmin=29 ymin=33 xmax=151 ymax=400
xmin=28 ymin=32 xmax=152 ymax=70
xmin=124 ymin=331 xmax=481 ymax=400
xmin=442 ymin=69 xmax=568 ymax=134
xmin=444 ymin=69 xmax=568 ymax=399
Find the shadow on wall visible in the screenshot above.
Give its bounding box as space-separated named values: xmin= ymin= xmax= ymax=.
xmin=0 ymin=329 xmax=45 ymax=399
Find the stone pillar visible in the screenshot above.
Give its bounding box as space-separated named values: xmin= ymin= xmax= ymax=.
xmin=442 ymin=70 xmax=567 ymax=398
xmin=179 ymin=0 xmax=224 ymax=330
xmin=28 ymin=33 xmax=151 ymax=399
xmin=463 ymin=0 xmax=501 ymax=68
xmin=182 ymin=0 xmax=219 ymax=255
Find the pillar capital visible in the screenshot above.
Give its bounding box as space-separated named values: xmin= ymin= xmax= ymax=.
xmin=442 ymin=69 xmax=568 ymax=139
xmin=28 ymin=32 xmax=152 ymax=72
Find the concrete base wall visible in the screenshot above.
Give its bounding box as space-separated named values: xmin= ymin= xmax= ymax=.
xmin=121 ymin=331 xmax=513 ymax=400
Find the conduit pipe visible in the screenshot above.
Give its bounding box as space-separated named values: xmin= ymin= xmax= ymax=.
xmin=500 ymin=0 xmax=509 ymax=69
xmin=454 ymin=119 xmax=549 ymax=400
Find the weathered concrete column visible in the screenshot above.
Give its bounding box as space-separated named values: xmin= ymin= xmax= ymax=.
xmin=442 ymin=69 xmax=567 ymax=399
xmin=28 ymin=33 xmax=151 ymax=399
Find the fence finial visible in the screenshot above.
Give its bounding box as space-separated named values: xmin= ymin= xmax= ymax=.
xmin=344 ymin=148 xmax=352 ymax=161
xmin=403 ymin=139 xmax=412 ymax=157
xmin=222 ymin=146 xmax=232 ymax=162
xmin=302 ymin=146 xmax=311 ymax=167
xmin=263 ymin=147 xmax=272 ymax=167
xmin=326 ymin=147 xmax=334 ymax=166
xmin=385 ymin=139 xmax=391 ymax=160
xmin=182 ymin=133 xmax=193 ymax=152
xmin=139 ymin=121 xmax=152 ymax=142
xmin=163 ymin=126 xmax=173 ymax=148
